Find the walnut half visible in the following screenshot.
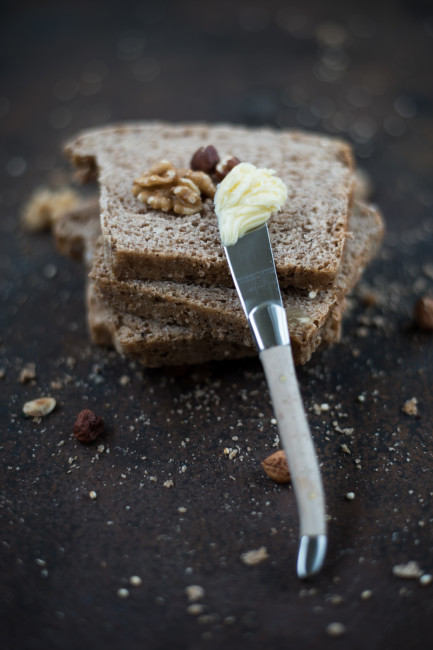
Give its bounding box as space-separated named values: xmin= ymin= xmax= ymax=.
xmin=132 ymin=161 xmax=216 ymax=216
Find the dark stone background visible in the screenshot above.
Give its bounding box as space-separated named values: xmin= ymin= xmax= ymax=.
xmin=1 ymin=1 xmax=433 ymax=648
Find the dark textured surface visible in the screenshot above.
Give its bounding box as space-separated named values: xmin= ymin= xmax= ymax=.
xmin=1 ymin=1 xmax=433 ymax=649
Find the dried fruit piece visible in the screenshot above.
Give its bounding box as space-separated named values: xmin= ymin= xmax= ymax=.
xmin=190 ymin=145 xmax=220 ymax=174
xmin=262 ymin=449 xmax=291 ymax=483
xmin=23 ymin=397 xmax=56 ymax=418
xmin=73 ymin=409 xmax=105 ymax=443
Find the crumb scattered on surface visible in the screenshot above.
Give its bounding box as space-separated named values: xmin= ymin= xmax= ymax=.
xmin=345 ymin=492 xmax=355 ymax=500
xmin=361 ymin=589 xmax=373 ymax=600
xmin=392 ymin=561 xmax=423 ymax=579
xmin=326 ymin=622 xmax=346 ymax=637
xmin=163 ymin=479 xmax=174 ymax=488
xmin=19 ymin=363 xmax=36 ymax=383
xmin=21 ymin=186 xmax=80 ymax=231
xmin=187 ymin=603 xmax=204 ymax=615
xmin=185 ymin=585 xmax=205 ymax=602
xmin=129 ymin=576 xmax=142 ymax=587
xmin=89 ymin=490 xmax=97 ymax=500
xmin=402 ymin=398 xmax=418 ymax=416
xmin=420 ymin=574 xmax=433 ymax=586
xmin=23 ymin=397 xmax=56 ymax=418
xmin=117 ymin=588 xmax=129 ymax=599
xmin=241 ymin=546 xmax=269 ymax=566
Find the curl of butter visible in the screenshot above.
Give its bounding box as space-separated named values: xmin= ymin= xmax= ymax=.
xmin=214 ymin=162 xmax=288 ymax=247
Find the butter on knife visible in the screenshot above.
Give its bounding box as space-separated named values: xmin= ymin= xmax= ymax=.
xmin=214 ymin=162 xmax=288 ymax=247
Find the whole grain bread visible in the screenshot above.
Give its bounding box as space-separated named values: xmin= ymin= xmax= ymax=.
xmin=53 ymin=196 xmax=100 ymax=263
xmin=54 ymin=201 xmax=347 ymax=366
xmin=89 ymin=201 xmax=383 ymax=346
xmin=64 ymin=122 xmax=355 ymax=290
xmin=87 ymin=280 xmax=344 ymax=367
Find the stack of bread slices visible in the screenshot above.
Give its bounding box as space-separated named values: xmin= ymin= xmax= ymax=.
xmin=54 ymin=122 xmax=384 ymax=367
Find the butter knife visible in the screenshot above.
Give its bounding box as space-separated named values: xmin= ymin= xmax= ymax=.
xmin=224 ymin=223 xmax=327 ymax=578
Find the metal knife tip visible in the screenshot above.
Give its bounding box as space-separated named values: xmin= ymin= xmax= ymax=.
xmin=297 ymin=535 xmax=327 ymax=579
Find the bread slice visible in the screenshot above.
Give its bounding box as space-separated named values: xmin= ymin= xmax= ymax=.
xmin=86 ymin=281 xmax=256 ymax=367
xmin=53 ymin=200 xmax=347 ymax=366
xmin=90 ymin=200 xmax=383 ymax=346
xmin=54 ymin=196 xmax=100 ymax=264
xmin=87 ymin=280 xmax=345 ymax=367
xmin=64 ymin=122 xmax=355 ymax=290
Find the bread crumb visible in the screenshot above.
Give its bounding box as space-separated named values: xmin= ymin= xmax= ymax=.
xmin=419 ymin=574 xmax=433 ymax=586
xmin=21 ymin=187 xmax=80 ymax=231
xmin=19 ymin=363 xmax=36 ymax=384
xmin=326 ymin=622 xmax=346 ymax=637
xmin=89 ymin=490 xmax=97 ymax=500
xmin=345 ymin=492 xmax=355 ymax=500
xmin=392 ymin=561 xmax=423 ymax=579
xmin=187 ymin=603 xmax=204 ymax=615
xmin=361 ymin=589 xmax=373 ymax=600
xmin=163 ymin=479 xmax=174 ymax=488
xmin=117 ymin=588 xmax=129 ymax=599
xmin=241 ymin=546 xmax=269 ymax=566
xmin=129 ymin=576 xmax=142 ymax=587
xmin=402 ymin=397 xmax=418 ymax=416
xmin=23 ymin=397 xmax=56 ymax=418
xmin=185 ymin=585 xmax=205 ymax=602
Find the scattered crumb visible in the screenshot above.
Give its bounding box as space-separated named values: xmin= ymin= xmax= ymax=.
xmin=420 ymin=574 xmax=432 ymax=586
xmin=187 ymin=603 xmax=204 ymax=615
xmin=340 ymin=443 xmax=351 ymax=455
xmin=163 ymin=479 xmax=174 ymax=488
xmin=21 ymin=186 xmax=80 ymax=231
xmin=119 ymin=375 xmax=131 ymax=386
xmin=178 ymin=507 xmax=187 ymax=513
xmin=117 ymin=588 xmax=129 ymax=599
xmin=402 ymin=398 xmax=418 ymax=416
xmin=185 ymin=585 xmax=205 ymax=602
xmin=345 ymin=492 xmax=355 ymax=500
xmin=392 ymin=561 xmax=423 ymax=579
xmin=23 ymin=397 xmax=56 ymax=418
xmin=241 ymin=546 xmax=269 ymax=566
xmin=19 ymin=363 xmax=36 ymax=384
xmin=129 ymin=576 xmax=142 ymax=587
xmin=89 ymin=491 xmax=97 ymax=500
xmin=328 ymin=594 xmax=344 ymax=606
xmin=361 ymin=589 xmax=373 ymax=600
xmin=326 ymin=622 xmax=346 ymax=637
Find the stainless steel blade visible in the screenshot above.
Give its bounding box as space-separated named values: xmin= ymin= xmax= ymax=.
xmin=224 ymin=225 xmax=290 ymax=351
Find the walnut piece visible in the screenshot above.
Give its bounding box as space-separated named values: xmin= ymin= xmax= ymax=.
xmin=132 ymin=161 xmax=216 ymax=216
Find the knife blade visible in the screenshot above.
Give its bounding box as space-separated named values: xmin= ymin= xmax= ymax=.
xmin=224 ymin=223 xmax=327 ymax=578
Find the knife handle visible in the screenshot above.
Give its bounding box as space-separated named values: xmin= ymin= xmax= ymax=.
xmin=260 ymin=345 xmax=326 ymax=538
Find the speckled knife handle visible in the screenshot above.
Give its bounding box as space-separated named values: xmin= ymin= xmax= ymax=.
xmin=260 ymin=345 xmax=326 ymax=539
